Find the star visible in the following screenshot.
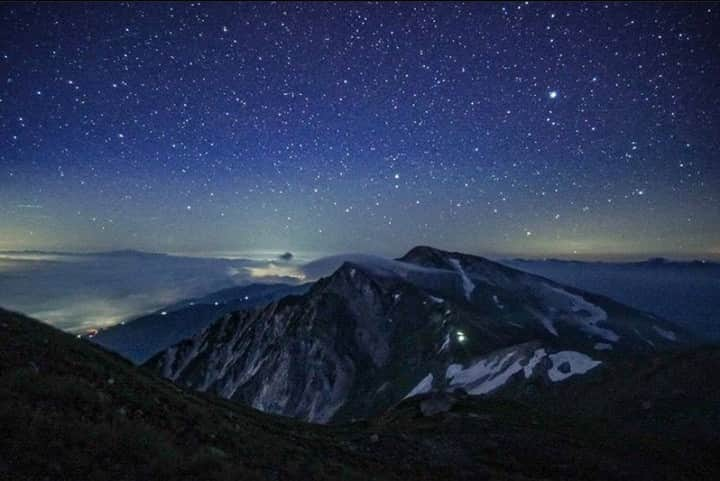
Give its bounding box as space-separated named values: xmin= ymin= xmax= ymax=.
xmin=0 ymin=2 xmax=714 ymax=261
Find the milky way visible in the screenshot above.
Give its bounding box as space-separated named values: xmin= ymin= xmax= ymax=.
xmin=1 ymin=2 xmax=718 ymax=259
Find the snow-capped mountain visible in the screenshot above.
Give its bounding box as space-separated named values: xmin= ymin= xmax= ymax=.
xmin=504 ymin=257 xmax=720 ymax=341
xmin=146 ymin=246 xmax=688 ymax=423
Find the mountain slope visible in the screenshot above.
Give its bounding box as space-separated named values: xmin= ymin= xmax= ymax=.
xmin=0 ymin=307 xmax=371 ymax=480
xmin=90 ymin=283 xmax=310 ymax=364
xmin=505 ymin=257 xmax=720 ymax=341
xmin=378 ymin=350 xmax=720 ymax=481
xmin=147 ymin=246 xmax=687 ymax=423
xmin=2 ymin=307 xmax=717 ymax=481
xmin=508 ymin=346 xmax=720 ymax=447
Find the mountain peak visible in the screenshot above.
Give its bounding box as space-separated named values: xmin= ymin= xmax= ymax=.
xmin=399 ymin=245 xmax=453 ymax=265
xmin=147 ymin=245 xmax=688 ymax=425
xmin=401 ymin=245 xmax=451 ymax=257
xmin=398 ymin=245 xmax=491 ymax=269
xmin=312 ymin=260 xmax=386 ymax=296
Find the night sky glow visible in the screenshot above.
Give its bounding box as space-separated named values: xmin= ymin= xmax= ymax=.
xmin=1 ymin=2 xmax=719 ymax=259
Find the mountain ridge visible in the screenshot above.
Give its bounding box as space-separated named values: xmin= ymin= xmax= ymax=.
xmin=147 ymin=245 xmax=688 ymax=423
xmin=90 ymin=283 xmax=311 ymax=364
xmin=4 ymin=306 xmax=718 ymax=480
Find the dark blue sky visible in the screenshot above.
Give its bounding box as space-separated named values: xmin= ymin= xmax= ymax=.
xmin=1 ymin=2 xmax=718 ymax=259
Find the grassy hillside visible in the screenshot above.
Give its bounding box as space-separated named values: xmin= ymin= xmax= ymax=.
xmin=1 ymin=307 xmax=718 ymax=480
xmin=0 ymin=308 xmax=367 ymax=481
xmin=503 ymin=346 xmax=720 ymax=476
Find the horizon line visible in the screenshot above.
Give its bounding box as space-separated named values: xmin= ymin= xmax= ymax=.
xmin=0 ymin=247 xmax=718 ymax=264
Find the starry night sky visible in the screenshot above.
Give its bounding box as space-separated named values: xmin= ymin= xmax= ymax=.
xmin=1 ymin=2 xmax=719 ymax=260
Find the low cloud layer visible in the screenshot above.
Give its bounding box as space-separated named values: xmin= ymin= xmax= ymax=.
xmin=0 ymin=250 xmax=398 ymax=333
xmin=0 ymin=251 xmax=288 ymax=332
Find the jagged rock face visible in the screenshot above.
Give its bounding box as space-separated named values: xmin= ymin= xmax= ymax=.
xmin=147 ymin=246 xmax=689 ymax=423
xmin=154 ymin=293 xmax=355 ymax=423
xmin=150 ymin=266 xmax=446 ymax=422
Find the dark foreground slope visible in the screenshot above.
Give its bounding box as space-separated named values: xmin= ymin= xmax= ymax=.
xmin=0 ymin=308 xmax=338 ymax=481
xmin=1 ymin=307 xmax=718 ymax=481
xmin=511 ymin=346 xmax=720 ymax=449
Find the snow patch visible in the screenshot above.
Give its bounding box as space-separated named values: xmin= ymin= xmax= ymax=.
xmin=438 ymin=333 xmax=450 ymax=353
xmin=529 ymin=308 xmax=559 ymax=336
xmin=446 ymin=363 xmax=462 ymax=379
xmin=547 ymin=351 xmax=601 ymax=382
xmin=653 ymin=325 xmax=677 ymax=341
xmin=445 ymin=351 xmax=524 ymax=395
xmin=633 ymin=327 xmax=656 ymax=347
xmin=449 ymin=258 xmax=476 ymax=300
xmin=594 ymin=342 xmax=613 ymax=351
xmin=405 ymin=373 xmax=434 ymax=398
xmin=492 ymin=295 xmax=504 ymax=309
xmin=161 ymin=346 xmax=178 ymax=379
xmin=523 ymin=348 xmax=547 ymax=378
xmin=545 ymin=285 xmax=619 ymax=342
xmin=429 ymin=295 xmax=444 ymax=304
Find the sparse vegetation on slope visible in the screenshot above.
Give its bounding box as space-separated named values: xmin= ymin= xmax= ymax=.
xmin=1 ymin=307 xmax=718 ymax=481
